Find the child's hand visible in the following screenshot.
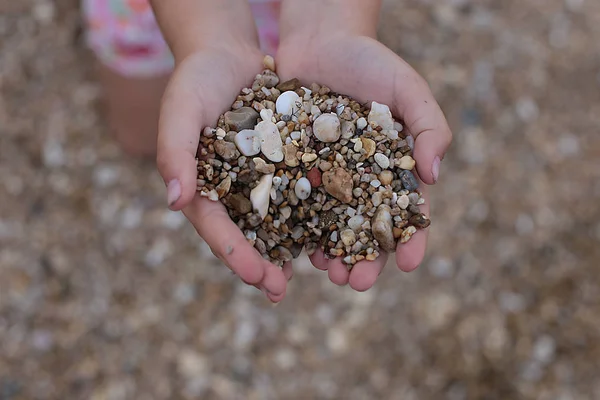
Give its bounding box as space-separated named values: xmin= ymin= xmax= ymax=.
xmin=276 ymin=1 xmax=453 ymax=291
xmin=150 ymin=0 xmax=291 ymax=302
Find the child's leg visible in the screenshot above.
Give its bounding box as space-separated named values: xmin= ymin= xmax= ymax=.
xmin=83 ymin=0 xmax=281 ymax=157
xmin=83 ymin=0 xmax=174 ymax=157
xmin=97 ymin=63 xmax=168 ymax=157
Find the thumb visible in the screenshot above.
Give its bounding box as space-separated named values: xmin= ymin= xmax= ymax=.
xmin=156 ymin=60 xmax=208 ymax=211
xmin=393 ymin=70 xmax=453 ymax=185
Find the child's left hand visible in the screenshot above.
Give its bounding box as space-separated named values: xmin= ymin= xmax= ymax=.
xmin=276 ymin=31 xmax=453 ymax=291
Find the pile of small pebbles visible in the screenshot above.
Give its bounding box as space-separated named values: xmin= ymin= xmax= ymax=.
xmin=196 ymin=56 xmax=430 ymax=268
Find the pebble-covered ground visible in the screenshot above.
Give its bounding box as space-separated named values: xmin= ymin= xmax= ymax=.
xmin=1 ymin=0 xmax=599 ymax=399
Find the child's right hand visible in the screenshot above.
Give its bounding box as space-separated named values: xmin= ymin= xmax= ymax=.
xmin=156 ymin=47 xmax=291 ymax=303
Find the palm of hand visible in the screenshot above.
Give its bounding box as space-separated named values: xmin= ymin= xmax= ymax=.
xmin=275 ymin=34 xmax=452 ymax=290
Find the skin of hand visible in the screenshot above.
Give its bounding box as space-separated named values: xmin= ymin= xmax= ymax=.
xmin=276 ymin=0 xmax=453 ymax=291
xmin=149 ymin=0 xmax=290 ymax=302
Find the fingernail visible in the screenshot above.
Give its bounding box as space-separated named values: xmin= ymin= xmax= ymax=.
xmin=166 ymin=179 xmax=181 ymax=207
xmin=432 ymin=156 xmax=441 ymax=183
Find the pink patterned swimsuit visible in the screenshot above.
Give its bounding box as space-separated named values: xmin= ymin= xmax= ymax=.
xmin=82 ymin=0 xmax=281 ymax=77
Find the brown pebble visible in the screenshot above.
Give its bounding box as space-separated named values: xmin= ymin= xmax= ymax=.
xmin=277 ymin=78 xmax=301 ymax=92
xmin=393 ymin=227 xmax=403 ymax=239
xmin=409 ymin=213 xmax=431 ymax=229
xmin=322 ymin=168 xmax=354 ymax=203
xmin=228 ymin=193 xmax=252 ymax=214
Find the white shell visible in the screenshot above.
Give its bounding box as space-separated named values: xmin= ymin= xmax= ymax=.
xmin=294 ymin=177 xmax=312 ymax=200
xmin=275 ymin=90 xmax=301 ymax=116
xmin=250 ymin=173 xmax=273 ymax=220
xmin=255 ymin=121 xmax=284 ymax=162
xmin=234 ymin=129 xmax=261 ymax=156
xmin=368 ymin=101 xmax=395 ymax=131
xmin=313 ymin=113 xmax=341 ymax=143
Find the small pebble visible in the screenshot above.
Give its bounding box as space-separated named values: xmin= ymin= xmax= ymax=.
xmin=374 ymin=153 xmax=390 ymax=169
xmin=313 ymin=113 xmax=341 ymax=142
xmin=398 ymin=155 xmax=416 ymax=170
xmin=234 ymin=129 xmax=261 ymax=156
xmin=295 ymin=177 xmax=312 ymax=200
xmin=397 ymin=194 xmax=410 ymax=210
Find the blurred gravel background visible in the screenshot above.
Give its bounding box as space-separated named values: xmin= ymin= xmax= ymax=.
xmin=1 ymin=0 xmax=600 ymax=399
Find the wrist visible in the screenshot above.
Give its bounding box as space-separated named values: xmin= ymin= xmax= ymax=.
xmin=280 ymin=0 xmax=382 ymax=40
xmin=149 ymin=0 xmax=261 ymax=62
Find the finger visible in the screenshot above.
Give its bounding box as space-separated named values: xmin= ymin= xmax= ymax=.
xmin=262 ymin=262 xmax=287 ymax=297
xmin=282 ymin=262 xmax=294 ymax=281
xmin=395 ymin=175 xmax=430 ymax=272
xmin=348 ymin=252 xmax=388 ymax=292
xmin=327 ymin=258 xmax=350 ymax=286
xmin=183 ymin=195 xmax=267 ymax=285
xmin=309 ymin=249 xmax=329 ymax=271
xmin=157 ymin=64 xmax=205 ymax=211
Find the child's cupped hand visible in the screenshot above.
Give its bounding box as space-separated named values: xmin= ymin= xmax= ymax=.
xmin=275 ymin=33 xmax=453 ymax=291
xmin=155 ymin=46 xmax=291 ymax=303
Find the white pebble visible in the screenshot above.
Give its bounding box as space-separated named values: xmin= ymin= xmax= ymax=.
xmin=260 ymin=108 xmax=274 ymax=122
xmin=250 ymin=173 xmax=273 ymax=219
xmin=370 ymin=180 xmax=381 ymax=188
xmin=313 ymin=113 xmax=341 ymax=143
xmin=301 ymin=87 xmax=312 ymax=99
xmin=234 ymin=129 xmax=261 ymax=156
xmin=353 ymin=140 xmax=363 ymax=152
xmin=368 ymin=101 xmax=395 ymax=131
xmin=372 ymin=192 xmax=383 ymax=207
xmin=406 ymin=135 xmax=415 ymax=150
xmin=374 ymin=153 xmax=390 ymax=169
xmin=276 ymin=91 xmax=301 ymax=116
xmin=357 ymin=117 xmax=368 ymax=130
xmin=256 ymin=120 xmax=284 ymax=162
xmin=387 ymin=130 xmax=399 ymax=140
xmin=290 ymin=131 xmax=301 ymax=141
xmin=330 ymin=231 xmax=338 ymax=242
xmin=397 ymin=194 xmax=410 ymax=210
xmin=280 ymin=206 xmax=292 ymax=220
xmin=348 ymin=215 xmax=365 ymax=232
xmin=310 ymin=105 xmax=322 ymax=118
xmin=294 ymin=177 xmax=312 ymax=200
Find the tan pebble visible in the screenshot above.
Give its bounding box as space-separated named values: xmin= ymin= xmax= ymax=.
xmin=400 ymin=226 xmax=417 ymax=243
xmin=302 ymin=153 xmax=318 ymax=163
xmin=379 ymin=170 xmax=394 ymax=186
xmin=372 ymin=204 xmax=396 ymax=252
xmin=263 ymin=55 xmax=276 ymax=71
xmin=366 ymin=253 xmax=377 ymax=261
xmin=283 ymin=144 xmax=299 ymax=167
xmin=253 ymin=157 xmax=276 ymax=174
xmin=216 ymin=176 xmax=232 ymax=198
xmin=361 ymin=138 xmax=376 ymax=158
xmin=398 ymin=155 xmax=416 ymax=170
xmin=393 ymin=227 xmax=403 ymax=239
